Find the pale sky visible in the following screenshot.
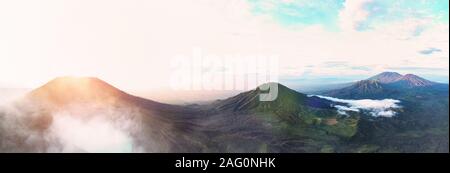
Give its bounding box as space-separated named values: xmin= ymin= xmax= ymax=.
xmin=1 ymin=0 xmax=448 ymax=91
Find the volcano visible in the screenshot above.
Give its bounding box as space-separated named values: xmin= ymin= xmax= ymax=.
xmin=322 ymin=72 xmax=447 ymax=99
xmin=11 ymin=77 xmax=208 ymax=152
xmin=27 ymin=77 xmax=196 ymax=113
xmin=28 ymin=77 xmax=128 ymax=106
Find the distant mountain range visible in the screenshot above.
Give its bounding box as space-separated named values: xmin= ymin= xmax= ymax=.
xmin=321 ymin=72 xmax=448 ymax=99
xmin=0 ymin=72 xmax=448 ymax=153
xmin=369 ymin=72 xmax=437 ymax=87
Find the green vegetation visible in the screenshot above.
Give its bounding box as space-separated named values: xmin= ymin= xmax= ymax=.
xmin=216 ymin=82 xmax=448 ymax=153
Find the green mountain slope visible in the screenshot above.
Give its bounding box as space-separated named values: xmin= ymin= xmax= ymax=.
xmin=210 ymin=83 xmax=361 ymax=151
xmin=214 ymin=83 xmax=312 ymax=122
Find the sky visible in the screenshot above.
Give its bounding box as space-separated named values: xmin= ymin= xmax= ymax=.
xmin=0 ymin=0 xmax=448 ymax=91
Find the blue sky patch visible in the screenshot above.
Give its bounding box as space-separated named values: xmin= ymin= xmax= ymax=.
xmin=248 ymin=0 xmax=449 ymax=31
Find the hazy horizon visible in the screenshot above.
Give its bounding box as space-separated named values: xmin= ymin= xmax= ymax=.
xmin=2 ymin=71 xmax=446 ymax=105
xmin=1 ymin=71 xmax=448 ymax=105
xmin=1 ymin=70 xmax=448 ymax=89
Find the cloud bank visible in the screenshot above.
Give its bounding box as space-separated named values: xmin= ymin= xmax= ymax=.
xmin=47 ymin=112 xmax=135 ymax=153
xmin=0 ymin=98 xmax=146 ymax=153
xmin=310 ymin=95 xmax=402 ymax=117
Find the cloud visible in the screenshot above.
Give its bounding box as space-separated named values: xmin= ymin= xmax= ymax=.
xmin=47 ymin=112 xmax=134 ymax=153
xmin=338 ymin=0 xmax=373 ymax=31
xmin=0 ymin=96 xmax=148 ymax=153
xmin=419 ymin=47 xmax=442 ymax=55
xmin=310 ymin=95 xmax=402 ymax=117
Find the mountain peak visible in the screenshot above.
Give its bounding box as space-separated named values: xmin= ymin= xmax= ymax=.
xmin=403 ymin=74 xmax=419 ymax=78
xmin=255 ymin=82 xmax=290 ymax=92
xmin=44 ymin=76 xmax=108 ymax=88
xmin=215 ymin=82 xmax=308 ymax=112
xmin=379 ymin=71 xmax=402 ymax=75
xmin=368 ymin=72 xmax=403 ymax=83
xmin=28 ymin=76 xmax=127 ymax=106
xmin=396 ymin=74 xmax=435 ymax=87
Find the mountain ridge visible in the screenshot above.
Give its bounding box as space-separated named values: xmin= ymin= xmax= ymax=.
xmin=29 ymin=77 xmax=211 ymax=112
xmin=28 ymin=76 xmax=128 ymax=106
xmin=368 ymin=72 xmax=403 ymax=83
xmin=321 ymin=72 xmax=447 ymax=99
xmin=2 ymin=74 xmax=448 ymax=153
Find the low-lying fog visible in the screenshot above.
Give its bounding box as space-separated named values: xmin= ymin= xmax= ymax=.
xmin=310 ymin=95 xmax=402 ymax=117
xmin=0 ymin=95 xmax=146 ymax=153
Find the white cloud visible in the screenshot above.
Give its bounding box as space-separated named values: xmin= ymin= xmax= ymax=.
xmin=0 ymin=99 xmax=150 ymax=153
xmin=310 ymin=95 xmax=402 ymax=117
xmin=48 ymin=114 xmax=133 ymax=153
xmin=338 ymin=0 xmax=373 ymax=31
